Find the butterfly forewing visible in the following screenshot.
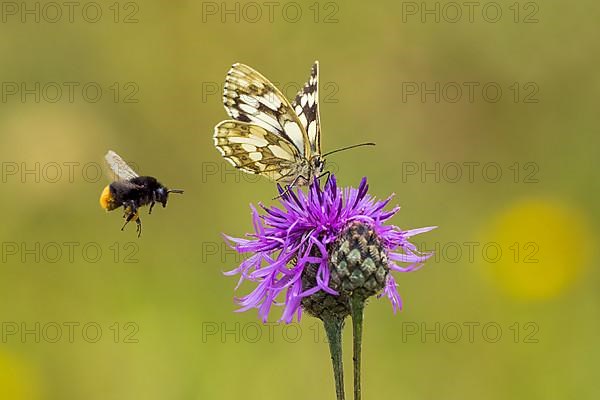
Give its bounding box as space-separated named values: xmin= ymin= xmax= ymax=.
xmin=292 ymin=61 xmax=321 ymax=155
xmin=223 ymin=63 xmax=310 ymax=156
xmin=105 ymin=150 xmax=139 ymax=181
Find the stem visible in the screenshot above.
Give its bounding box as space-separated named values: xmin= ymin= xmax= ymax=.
xmin=351 ymin=295 xmax=365 ymax=400
xmin=323 ymin=316 xmax=346 ymax=400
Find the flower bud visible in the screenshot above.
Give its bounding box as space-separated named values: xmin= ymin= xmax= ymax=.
xmin=301 ymin=221 xmax=389 ymax=320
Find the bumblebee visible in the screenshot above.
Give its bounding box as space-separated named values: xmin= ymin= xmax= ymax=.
xmin=99 ymin=150 xmax=183 ymax=237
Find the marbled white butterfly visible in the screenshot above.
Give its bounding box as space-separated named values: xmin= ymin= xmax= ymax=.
xmin=213 ymin=61 xmax=374 ymax=188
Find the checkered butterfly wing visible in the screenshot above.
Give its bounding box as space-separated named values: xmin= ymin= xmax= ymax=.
xmin=214 ymin=121 xmax=309 ymax=183
xmin=292 ymin=61 xmax=321 ymax=155
xmin=213 ymin=63 xmax=313 ymax=184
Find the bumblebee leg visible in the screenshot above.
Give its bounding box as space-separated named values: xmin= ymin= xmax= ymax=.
xmin=121 ymin=211 xmax=136 ymax=231
xmin=149 ymin=201 xmax=155 ymax=214
xmin=121 ymin=214 xmax=133 ymax=231
xmin=122 ymin=202 xmax=133 ymax=218
xmin=135 ymin=217 xmax=142 ymax=238
xmin=121 ymin=202 xmax=138 ymax=231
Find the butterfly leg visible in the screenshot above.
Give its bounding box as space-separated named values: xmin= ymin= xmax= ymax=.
xmin=316 ymin=170 xmax=330 ymax=185
xmin=273 ymin=188 xmax=289 ymax=200
xmin=273 ymin=174 xmax=307 ymax=200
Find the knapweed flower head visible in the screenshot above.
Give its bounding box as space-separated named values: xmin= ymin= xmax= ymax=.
xmin=224 ymin=176 xmax=436 ymax=323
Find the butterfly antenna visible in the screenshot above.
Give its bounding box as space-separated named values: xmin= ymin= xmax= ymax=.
xmin=322 ymin=142 xmax=376 ymax=157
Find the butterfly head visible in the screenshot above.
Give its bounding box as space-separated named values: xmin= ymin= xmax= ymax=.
xmin=290 ymin=155 xmax=325 ymax=187
xmin=309 ymin=155 xmax=325 ymax=180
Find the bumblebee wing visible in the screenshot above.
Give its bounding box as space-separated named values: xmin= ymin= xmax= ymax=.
xmin=104 ymin=150 xmax=139 ymax=181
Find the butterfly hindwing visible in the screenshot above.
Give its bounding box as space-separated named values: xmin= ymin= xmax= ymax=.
xmin=292 ymin=61 xmax=321 ymax=154
xmin=214 ymin=120 xmax=304 ymax=183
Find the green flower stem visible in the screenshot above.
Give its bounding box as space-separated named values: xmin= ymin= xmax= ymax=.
xmin=323 ymin=316 xmax=346 ymax=400
xmin=351 ymin=295 xmax=365 ymax=400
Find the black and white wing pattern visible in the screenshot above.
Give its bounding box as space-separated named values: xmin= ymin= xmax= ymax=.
xmin=105 ymin=150 xmax=139 ymax=181
xmin=214 ymin=62 xmax=321 ymax=185
xmin=292 ymin=61 xmax=321 ymax=155
xmin=214 ymin=121 xmax=307 ymax=183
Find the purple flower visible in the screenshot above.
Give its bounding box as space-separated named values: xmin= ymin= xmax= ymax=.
xmin=224 ymin=176 xmax=436 ymax=323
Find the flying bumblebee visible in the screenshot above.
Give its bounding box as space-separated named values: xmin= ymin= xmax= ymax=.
xmin=99 ymin=150 xmax=184 ymax=237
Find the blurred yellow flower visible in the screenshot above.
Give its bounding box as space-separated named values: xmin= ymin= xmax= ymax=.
xmin=0 ymin=350 xmax=39 ymax=400
xmin=482 ymin=199 xmax=594 ymax=300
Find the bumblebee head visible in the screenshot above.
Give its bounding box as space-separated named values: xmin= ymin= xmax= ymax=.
xmin=155 ymin=187 xmax=184 ymax=208
xmin=99 ymin=185 xmax=116 ymax=211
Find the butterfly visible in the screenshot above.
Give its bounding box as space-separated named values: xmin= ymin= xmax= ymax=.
xmin=214 ymin=61 xmax=329 ymax=187
xmin=213 ymin=61 xmax=374 ymax=189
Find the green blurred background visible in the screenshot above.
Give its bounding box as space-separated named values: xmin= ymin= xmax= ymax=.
xmin=0 ymin=0 xmax=598 ymax=399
